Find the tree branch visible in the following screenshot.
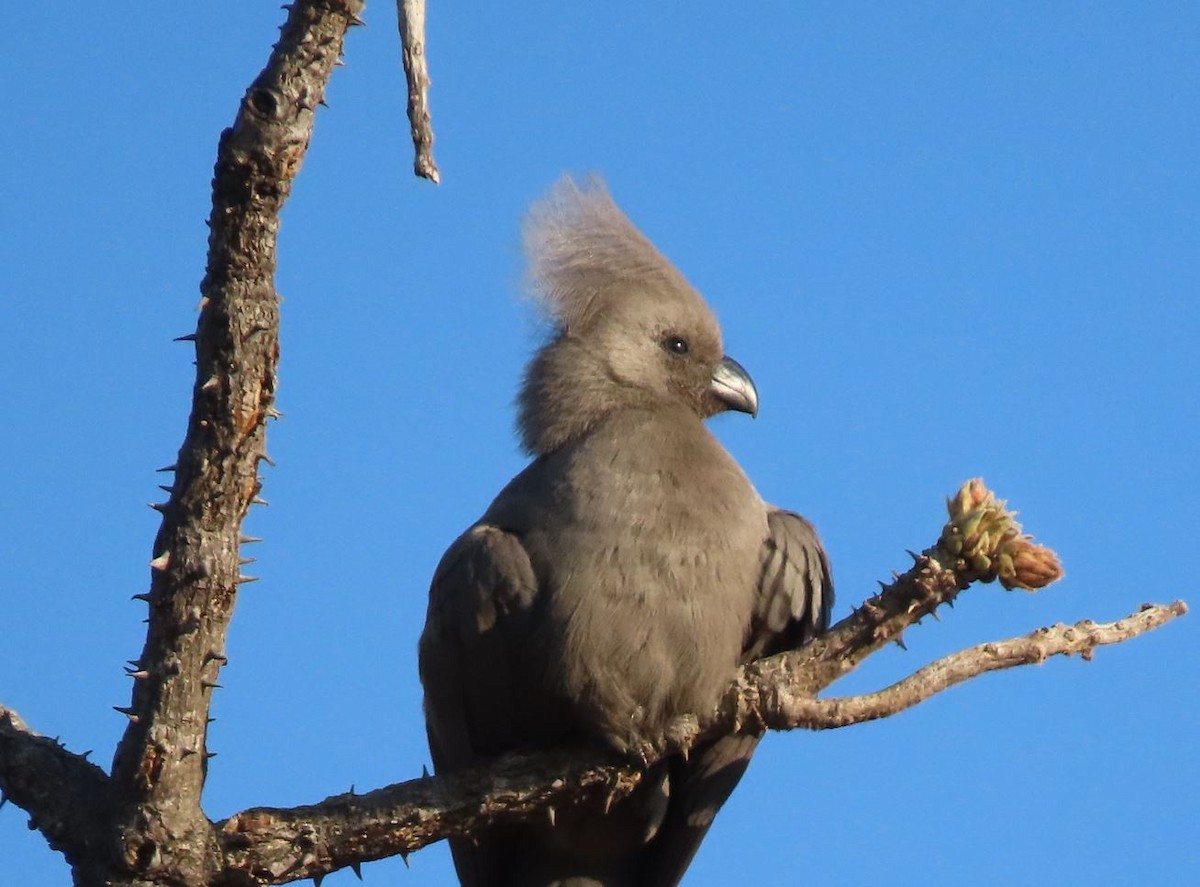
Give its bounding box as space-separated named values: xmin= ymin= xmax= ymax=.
xmin=215 ymin=598 xmax=1185 ymax=882
xmin=102 ymin=1 xmax=365 ymax=882
xmin=218 ymin=747 xmax=641 ymax=883
xmin=396 ymin=0 xmax=440 ymax=182
xmin=744 ymin=601 xmax=1188 ymax=731
xmin=0 ymin=707 xmax=113 ymax=873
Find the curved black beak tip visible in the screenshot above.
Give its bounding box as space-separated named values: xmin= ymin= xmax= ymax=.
xmin=710 ymin=356 xmax=759 ymax=418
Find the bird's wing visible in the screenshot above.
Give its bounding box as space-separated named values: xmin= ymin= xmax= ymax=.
xmin=642 ymin=733 xmax=760 ymax=886
xmin=644 ymin=507 xmax=834 ymax=885
xmin=747 ymin=507 xmax=835 ymax=659
xmin=418 ymin=523 xmax=550 ymax=887
xmin=418 ymin=523 xmax=545 ymax=770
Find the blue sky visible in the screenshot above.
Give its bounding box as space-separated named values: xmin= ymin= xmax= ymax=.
xmin=2 ymin=2 xmax=1197 ymax=884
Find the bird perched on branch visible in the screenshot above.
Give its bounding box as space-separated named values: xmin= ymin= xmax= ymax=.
xmin=419 ymin=177 xmax=833 ymax=886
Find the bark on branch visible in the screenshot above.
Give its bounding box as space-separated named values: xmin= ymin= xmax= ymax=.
xmin=0 ymin=2 xmax=363 ymax=885
xmin=218 ymin=604 xmax=1185 ymax=884
xmin=741 ymin=600 xmax=1186 ymax=731
xmin=0 ymin=707 xmax=113 ymax=876
xmin=103 ymin=2 xmax=365 ymax=879
xmin=396 ymin=0 xmax=440 ymax=182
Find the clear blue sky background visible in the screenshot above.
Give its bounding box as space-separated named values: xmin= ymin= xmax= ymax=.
xmin=3 ymin=2 xmax=1197 ymax=884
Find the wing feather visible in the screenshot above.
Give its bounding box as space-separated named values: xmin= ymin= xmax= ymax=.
xmin=746 ymin=508 xmax=834 ymax=661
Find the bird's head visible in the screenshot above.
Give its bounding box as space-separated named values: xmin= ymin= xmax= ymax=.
xmin=517 ymin=177 xmax=757 ymax=455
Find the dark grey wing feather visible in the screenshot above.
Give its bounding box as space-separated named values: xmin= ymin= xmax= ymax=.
xmin=642 ymin=734 xmax=760 ymax=887
xmin=746 ymin=508 xmax=834 ymax=660
xmin=419 ymin=524 xmax=543 ymax=766
xmin=418 ymin=523 xmax=544 ymax=887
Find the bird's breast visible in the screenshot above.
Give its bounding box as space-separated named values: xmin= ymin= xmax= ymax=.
xmin=518 ymin=416 xmax=767 ymax=747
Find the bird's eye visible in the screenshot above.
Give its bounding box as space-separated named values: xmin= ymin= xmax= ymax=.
xmin=663 ymin=335 xmax=690 ymax=356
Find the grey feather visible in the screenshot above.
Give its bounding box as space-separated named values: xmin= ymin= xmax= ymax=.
xmin=419 ymin=177 xmax=833 ymax=886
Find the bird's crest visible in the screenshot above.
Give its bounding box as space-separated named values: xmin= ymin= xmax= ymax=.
xmin=523 ymin=176 xmax=702 ymax=332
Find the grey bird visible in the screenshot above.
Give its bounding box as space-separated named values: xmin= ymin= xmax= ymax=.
xmin=419 ymin=178 xmax=833 ymax=886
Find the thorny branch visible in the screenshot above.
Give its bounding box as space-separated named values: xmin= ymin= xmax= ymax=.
xmin=102 ymin=1 xmax=367 ymax=881
xmin=214 ymin=600 xmax=1185 ymax=884
xmin=220 ymin=594 xmax=1185 ymax=879
xmin=0 ymin=2 xmax=1187 ymax=885
xmin=740 ymin=600 xmax=1187 ymax=732
xmin=0 ymin=707 xmax=112 ymax=871
xmin=2 ymin=2 xmax=365 ymax=885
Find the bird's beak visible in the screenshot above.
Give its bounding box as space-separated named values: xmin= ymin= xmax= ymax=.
xmin=710 ymin=356 xmax=759 ymax=418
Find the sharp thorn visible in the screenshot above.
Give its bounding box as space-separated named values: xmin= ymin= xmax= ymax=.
xmin=201 ymin=375 xmax=219 ymax=391
xmin=929 ymin=609 xmax=941 ymax=622
xmin=894 ymin=635 xmax=908 ymax=651
xmin=350 ymin=861 xmax=363 ymax=880
xmin=125 ymin=669 xmax=150 ymax=680
xmin=265 ymin=406 xmax=282 ymax=419
xmin=422 ymin=764 xmax=430 ymax=778
xmin=252 ymin=497 xmax=269 ymax=507
xmin=207 ymin=717 xmax=217 ymax=724
xmin=127 ymin=659 xmax=143 ymax=668
xmin=603 ymin=790 xmax=618 ymax=815
xmin=205 ymin=751 xmax=218 ymax=759
xmin=201 ymin=680 xmax=222 ymax=690
xmin=149 ymin=551 xmax=171 ymax=571
xmin=349 ymin=15 xmax=366 ymax=27
xmin=400 ymin=851 xmax=409 ymax=868
xmin=156 ymin=464 xmax=177 ymax=473
xmin=945 ymin=598 xmax=956 ymax=609
xmin=80 ymin=750 xmax=92 ymax=761
xmin=113 ymin=706 xmax=140 ymax=722
xmin=240 ymin=535 xmax=263 ymax=544
xmin=334 ymin=58 xmax=346 ymax=67
xmin=906 ymin=549 xmax=920 ymax=562
xmin=0 ymin=791 xmax=7 ymax=810
xmin=318 ymin=98 xmax=329 ymax=108
xmin=239 ymin=556 xmax=256 ymax=566
xmin=348 ymin=784 xmax=356 ymax=795
xmin=237 ymin=575 xmax=260 ymax=585
xmin=174 ymin=333 xmax=197 ymax=342
xmin=260 ymin=453 xmax=276 ymax=466
xmin=547 ymin=805 xmax=556 ymax=827
xmin=313 ymin=876 xmax=324 ymax=887
xmin=876 ymin=580 xmax=889 ymax=592
xmin=131 ymin=592 xmax=152 ymax=602
xmin=149 ymin=501 xmax=169 ymax=513
xmin=158 ymin=484 xmax=174 ymax=494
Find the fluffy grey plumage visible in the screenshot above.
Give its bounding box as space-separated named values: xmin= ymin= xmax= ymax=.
xmin=419 ymin=178 xmax=833 ymax=886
